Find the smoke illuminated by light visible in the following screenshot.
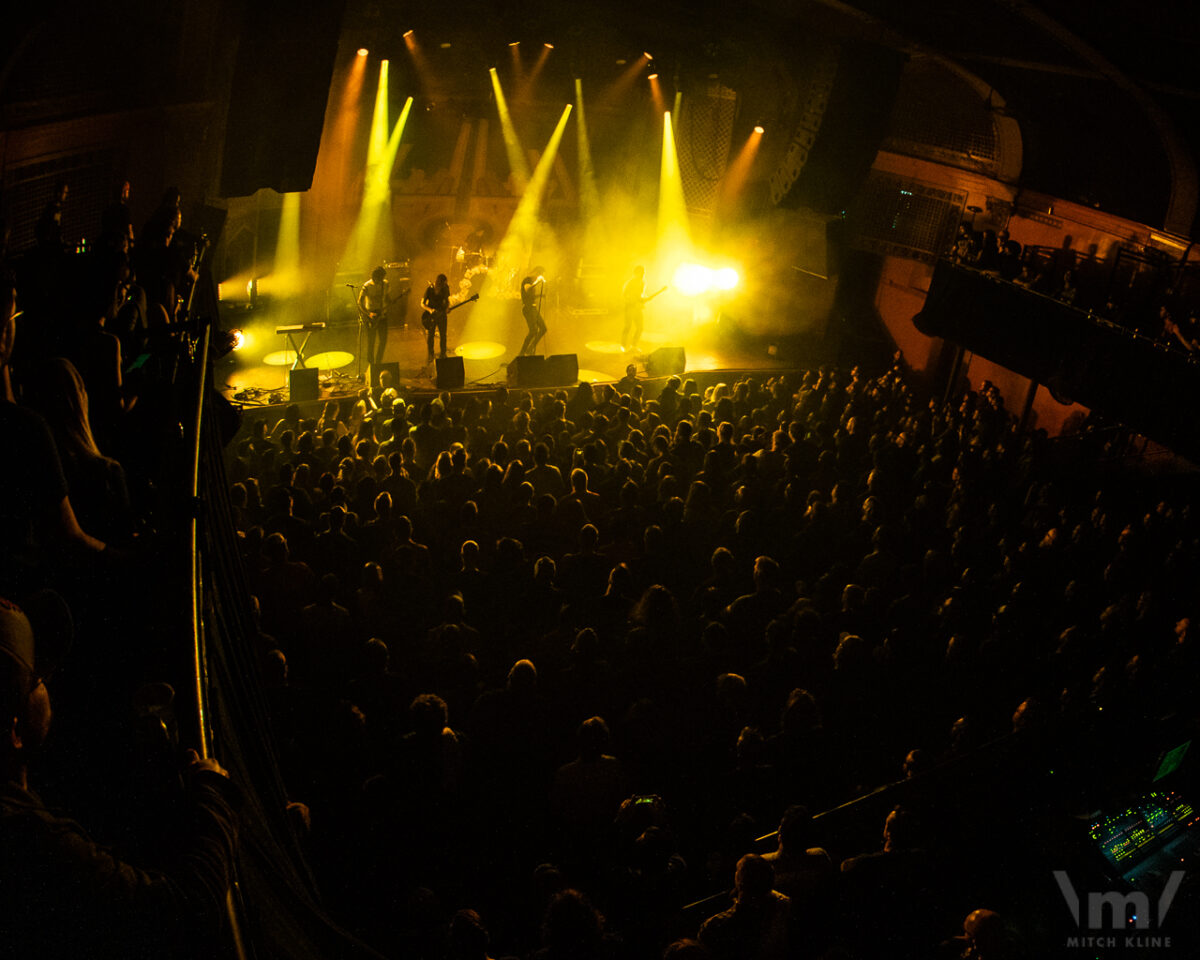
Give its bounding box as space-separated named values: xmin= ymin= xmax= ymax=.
xmin=343 ymin=64 xmax=414 ymax=275
xmin=575 ymin=78 xmax=600 ymax=225
xmin=658 ymin=111 xmax=692 ymax=262
xmin=720 ymin=126 xmax=764 ymax=211
xmin=271 ymin=192 xmax=302 ymax=297
xmin=517 ymin=41 xmax=553 ymax=103
xmin=490 ymin=67 xmax=530 ymax=190
xmin=465 ymin=104 xmax=573 ymax=342
xmin=649 ymin=74 xmax=664 ymax=114
xmin=673 ymin=263 xmax=710 ymax=296
xmin=671 ymin=262 xmax=740 ymax=296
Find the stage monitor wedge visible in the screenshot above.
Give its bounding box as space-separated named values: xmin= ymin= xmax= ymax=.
xmin=646 ymin=347 xmax=686 ymax=377
xmin=545 ymin=354 xmax=579 ymax=385
xmin=436 ymin=356 xmax=465 ymax=390
xmin=507 ymin=354 xmax=545 ymax=388
xmin=289 ymin=366 xmax=320 ymax=402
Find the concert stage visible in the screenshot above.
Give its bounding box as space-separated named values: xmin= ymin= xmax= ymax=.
xmin=215 ymin=294 xmax=813 ymax=407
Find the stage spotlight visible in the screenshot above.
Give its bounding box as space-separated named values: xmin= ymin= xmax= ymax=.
xmin=230 ymin=329 xmax=246 ymax=351
xmin=648 ymin=72 xmax=659 ymax=80
xmin=673 ymin=263 xmax=712 ymax=296
xmin=357 ymin=48 xmax=369 ymax=57
xmin=509 ymin=41 xmax=519 ymax=46
xmin=715 ymin=267 xmax=739 ymax=290
xmin=544 ymin=42 xmax=554 ymax=49
xmin=754 ymin=125 xmax=764 ymax=134
xmin=440 ymin=42 xmax=452 ymax=49
xmin=403 ymin=29 xmax=413 ymax=38
xmin=643 ymin=51 xmax=653 ymax=60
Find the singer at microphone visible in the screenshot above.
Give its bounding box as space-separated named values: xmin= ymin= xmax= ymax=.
xmin=519 ymin=267 xmax=547 ymax=357
xmin=356 ymin=266 xmax=392 ymax=367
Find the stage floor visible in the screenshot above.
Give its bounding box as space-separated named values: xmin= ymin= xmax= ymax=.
xmin=217 ymin=299 xmax=809 ymax=405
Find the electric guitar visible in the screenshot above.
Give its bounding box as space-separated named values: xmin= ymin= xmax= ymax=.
xmin=422 ymin=293 xmax=479 ymax=331
xmin=638 ymin=286 xmax=668 ymax=305
xmin=358 ymin=288 xmax=405 ymax=326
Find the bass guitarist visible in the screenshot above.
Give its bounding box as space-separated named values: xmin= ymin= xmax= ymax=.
xmin=357 ymin=266 xmax=393 ymax=367
xmin=421 ymin=273 xmax=451 ymax=363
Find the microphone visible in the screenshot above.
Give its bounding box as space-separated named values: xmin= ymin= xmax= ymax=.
xmin=345 ymin=283 xmax=358 ymax=288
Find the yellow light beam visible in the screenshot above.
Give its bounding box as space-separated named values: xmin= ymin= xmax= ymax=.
xmin=509 ymin=41 xmax=525 ymax=86
xmin=720 ymin=127 xmax=763 ymax=211
xmin=465 ymin=104 xmax=573 ymax=340
xmin=272 ymin=191 xmax=302 ymax=297
xmin=489 ymin=67 xmax=530 ymax=191
xmin=658 ymin=110 xmax=692 ymax=258
xmin=574 ymin=78 xmax=600 ymax=225
xmin=649 ymin=74 xmax=665 ymax=114
xmin=302 ymin=50 xmax=367 ymax=289
xmin=404 ymin=31 xmax=440 ymax=99
xmin=597 ymin=53 xmax=651 ymax=112
xmin=517 ymin=43 xmax=552 ymax=103
xmin=344 ymin=95 xmax=413 ymax=275
xmin=367 ymin=60 xmax=390 ymax=168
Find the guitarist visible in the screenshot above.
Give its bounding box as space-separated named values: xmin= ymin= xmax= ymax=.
xmin=357 ymin=266 xmax=393 ymax=367
xmin=421 ymin=273 xmax=451 ymax=363
xmin=622 ymin=265 xmax=663 ymax=354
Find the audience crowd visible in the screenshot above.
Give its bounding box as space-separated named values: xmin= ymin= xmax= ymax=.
xmin=2 ymin=180 xmax=1198 ymax=958
xmin=224 ymin=356 xmax=1199 ymax=958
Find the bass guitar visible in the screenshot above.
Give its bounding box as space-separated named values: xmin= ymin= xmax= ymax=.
xmin=422 ymin=293 xmax=479 ymax=331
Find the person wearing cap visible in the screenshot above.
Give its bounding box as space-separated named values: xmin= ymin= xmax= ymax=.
xmin=0 ymin=597 xmax=241 ymax=958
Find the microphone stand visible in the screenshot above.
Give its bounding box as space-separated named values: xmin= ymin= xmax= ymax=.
xmin=537 ymin=277 xmax=547 ymax=356
xmin=347 ymin=283 xmax=365 ymax=380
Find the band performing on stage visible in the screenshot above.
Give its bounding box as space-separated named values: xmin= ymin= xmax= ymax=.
xmin=335 ymin=258 xmax=661 ymax=387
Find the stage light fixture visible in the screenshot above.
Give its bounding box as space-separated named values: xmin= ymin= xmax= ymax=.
xmin=509 ymin=41 xmax=520 ymax=46
xmin=643 ymin=51 xmax=653 ymax=60
xmin=673 ymin=263 xmax=711 ymax=297
xmin=403 ymin=29 xmax=413 ymax=38
xmin=440 ymin=42 xmax=452 ymax=49
xmin=754 ymin=125 xmax=764 ymax=134
xmin=230 ymin=329 xmax=246 ymax=351
xmin=648 ymin=72 xmax=659 ymax=80
xmin=544 ymin=42 xmax=554 ymax=49
xmin=715 ymin=267 xmax=739 ymax=290
xmin=357 ymin=48 xmax=369 ymax=57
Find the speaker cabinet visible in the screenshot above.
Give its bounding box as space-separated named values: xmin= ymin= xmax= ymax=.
xmin=646 ymin=346 xmax=686 ymax=377
xmin=507 ymin=354 xmax=545 ymax=387
xmin=436 ymin=355 xmax=465 ymax=390
xmin=545 ymin=354 xmax=579 ymax=385
xmin=289 ymin=366 xmax=320 ymax=402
